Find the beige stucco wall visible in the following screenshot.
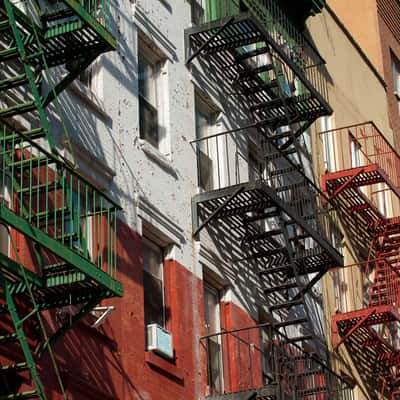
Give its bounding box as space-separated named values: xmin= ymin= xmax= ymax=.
xmin=306 ymin=6 xmax=395 ymax=399
xmin=327 ymin=0 xmax=384 ymax=76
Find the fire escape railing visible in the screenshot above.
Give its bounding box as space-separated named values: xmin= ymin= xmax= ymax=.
xmin=0 ymin=127 xmax=121 ymax=285
xmin=192 ymin=0 xmax=329 ymax=107
xmin=331 ymin=260 xmax=400 ymax=315
xmin=320 ymin=121 xmax=400 ymax=188
xmin=201 ymin=323 xmax=353 ymax=398
xmin=191 ymin=130 xmax=339 ymax=251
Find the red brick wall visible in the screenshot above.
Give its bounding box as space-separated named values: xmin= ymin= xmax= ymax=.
xmin=7 ymin=220 xmax=206 ymax=399
xmin=219 ymin=302 xmax=263 ymax=394
xmin=377 ymin=0 xmax=400 ymax=151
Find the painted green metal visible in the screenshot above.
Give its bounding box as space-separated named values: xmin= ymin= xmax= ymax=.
xmin=0 ymin=0 xmax=121 ymax=395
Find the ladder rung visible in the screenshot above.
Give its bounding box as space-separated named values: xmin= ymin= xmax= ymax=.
xmin=259 ymin=263 xmax=292 ymax=276
xmin=0 ymin=101 xmax=36 ymax=118
xmin=0 ymin=74 xmax=28 ymax=91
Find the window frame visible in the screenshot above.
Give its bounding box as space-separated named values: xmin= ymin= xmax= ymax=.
xmin=392 ymin=52 xmax=400 ymax=114
xmin=138 ymin=35 xmax=168 ymax=154
xmin=143 ymin=236 xmax=166 ymax=329
xmin=195 ymin=92 xmax=220 ymax=191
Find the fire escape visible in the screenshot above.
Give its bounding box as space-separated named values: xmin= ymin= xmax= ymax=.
xmin=186 ymin=0 xmax=349 ymax=398
xmin=322 ymin=122 xmax=400 ymax=398
xmin=0 ymin=0 xmax=122 ymax=398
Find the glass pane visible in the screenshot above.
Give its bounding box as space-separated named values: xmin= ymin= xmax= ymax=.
xmin=143 ymin=240 xmax=163 ymax=279
xmin=139 ymin=96 xmax=159 ymax=148
xmin=144 ymin=271 xmax=164 ymax=327
xmin=204 ymin=285 xmax=220 ymax=335
xmin=139 ymin=56 xmax=157 ymax=106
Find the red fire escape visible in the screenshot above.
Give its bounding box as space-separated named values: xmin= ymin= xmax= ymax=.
xmin=321 ymin=121 xmax=400 ymax=398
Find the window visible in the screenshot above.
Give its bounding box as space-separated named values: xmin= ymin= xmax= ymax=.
xmin=392 ymin=53 xmax=400 ymax=113
xmin=191 ymin=0 xmax=207 ymax=24
xmin=143 ymin=238 xmax=165 ymax=328
xmin=195 ymin=94 xmax=217 ymax=190
xmin=204 ymin=282 xmax=223 ymax=395
xmin=350 ymin=134 xmax=361 ymax=168
xmin=138 ymin=37 xmax=167 ymax=152
xmin=139 ymin=52 xmax=160 ymax=148
xmin=320 ymin=116 xmax=335 ymax=172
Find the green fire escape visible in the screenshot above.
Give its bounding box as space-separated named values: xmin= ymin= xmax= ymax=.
xmin=0 ymin=0 xmax=122 ymax=398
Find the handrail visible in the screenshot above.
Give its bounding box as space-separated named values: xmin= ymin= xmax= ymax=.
xmin=1 ymin=121 xmax=121 ymax=210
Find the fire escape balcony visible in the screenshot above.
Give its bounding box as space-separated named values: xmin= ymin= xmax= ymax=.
xmin=331 ymin=259 xmax=400 ymax=396
xmin=0 ymin=128 xmax=123 ymax=304
xmin=201 ymin=323 xmax=352 ymax=400
xmin=321 ymin=121 xmax=400 ymax=221
xmin=186 ymin=0 xmax=332 ymax=148
xmin=192 ymin=130 xmax=342 ymax=277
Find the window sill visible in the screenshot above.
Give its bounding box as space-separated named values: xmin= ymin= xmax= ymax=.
xmin=145 ymin=351 xmax=184 ymax=381
xmin=139 ymin=139 xmax=177 ymax=178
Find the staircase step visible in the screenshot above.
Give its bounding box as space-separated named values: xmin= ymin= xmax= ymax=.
xmin=237 ymin=64 xmax=274 ymax=82
xmin=269 ymin=298 xmax=304 ymax=311
xmin=42 ymin=7 xmax=75 ymax=23
xmin=250 ymin=96 xmax=286 ymax=112
xmin=0 ymin=19 xmax=10 ymax=32
xmin=0 ymin=333 xmax=18 ymax=344
xmin=42 ymin=262 xmax=71 ymax=273
xmin=243 ymin=210 xmax=280 ymax=223
xmin=273 ymin=317 xmax=308 ymax=329
xmin=0 ymin=101 xmax=36 ymax=118
xmin=242 ymin=228 xmax=282 ymax=243
xmin=245 ymin=80 xmax=279 ymax=95
xmin=0 ymin=47 xmax=19 ymax=62
xmin=0 ymin=362 xmax=28 ymax=374
xmin=235 ymin=46 xmax=270 ymax=61
xmin=270 ymin=166 xmax=301 ymax=177
xmin=259 ymin=263 xmax=292 ymax=276
xmin=0 ymin=128 xmax=46 ymax=144
xmin=0 ymin=74 xmax=28 ymax=91
xmin=285 ymin=334 xmax=313 ymax=344
xmin=0 ymin=390 xmax=39 ymax=399
xmin=263 ymin=282 xmax=299 ymax=295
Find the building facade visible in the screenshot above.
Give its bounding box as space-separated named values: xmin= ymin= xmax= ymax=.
xmin=0 ymin=0 xmax=398 ymax=399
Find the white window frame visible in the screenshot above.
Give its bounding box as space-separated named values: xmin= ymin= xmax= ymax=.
xmin=203 ymin=281 xmax=224 ymax=395
xmin=143 ymin=236 xmax=166 ymax=328
xmin=320 ymin=116 xmax=335 ymax=172
xmin=194 ymin=91 xmax=221 ymax=190
xmin=138 ymin=35 xmax=169 ymax=155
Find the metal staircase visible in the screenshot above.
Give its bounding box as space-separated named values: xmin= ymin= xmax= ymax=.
xmin=187 ymin=2 xmax=340 ymax=353
xmin=0 ymin=0 xmax=121 ymax=398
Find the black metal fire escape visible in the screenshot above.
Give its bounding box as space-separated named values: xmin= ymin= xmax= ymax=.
xmin=186 ymin=6 xmax=342 ymax=360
